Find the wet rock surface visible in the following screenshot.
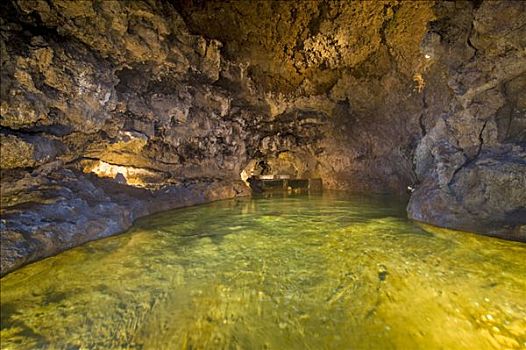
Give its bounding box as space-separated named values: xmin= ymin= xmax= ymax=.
xmin=0 ymin=166 xmax=248 ymax=274
xmin=0 ymin=0 xmax=525 ymax=274
xmin=407 ymin=1 xmax=526 ymax=241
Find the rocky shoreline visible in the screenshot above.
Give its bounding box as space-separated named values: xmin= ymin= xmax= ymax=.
xmin=1 ymin=165 xmax=249 ymax=275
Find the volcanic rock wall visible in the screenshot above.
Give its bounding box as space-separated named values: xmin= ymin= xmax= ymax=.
xmin=0 ymin=0 xmax=253 ymax=274
xmin=0 ymin=0 xmax=525 ymax=275
xmin=174 ymin=0 xmax=526 ymax=239
xmin=176 ymin=0 xmax=435 ymax=192
xmin=408 ymin=1 xmax=526 ymax=240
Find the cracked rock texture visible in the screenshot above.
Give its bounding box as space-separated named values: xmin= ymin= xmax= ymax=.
xmin=0 ymin=0 xmax=525 ymax=274
xmin=407 ymin=1 xmax=526 ymax=241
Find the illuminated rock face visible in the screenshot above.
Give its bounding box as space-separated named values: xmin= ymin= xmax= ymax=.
xmin=0 ymin=0 xmax=525 ymax=274
xmin=406 ymin=1 xmax=526 ymax=241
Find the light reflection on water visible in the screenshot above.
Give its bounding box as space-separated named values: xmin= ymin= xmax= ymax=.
xmin=1 ymin=192 xmax=525 ymax=349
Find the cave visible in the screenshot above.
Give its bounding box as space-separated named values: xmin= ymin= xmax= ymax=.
xmin=1 ymin=0 xmax=525 ymax=348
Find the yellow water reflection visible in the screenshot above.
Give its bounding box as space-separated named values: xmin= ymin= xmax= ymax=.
xmin=1 ymin=193 xmax=525 ymax=349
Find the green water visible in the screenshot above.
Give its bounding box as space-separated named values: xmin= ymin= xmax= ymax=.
xmin=1 ymin=193 xmax=525 ymax=350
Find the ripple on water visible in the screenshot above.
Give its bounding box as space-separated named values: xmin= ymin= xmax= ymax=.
xmin=1 ymin=192 xmax=525 ymax=349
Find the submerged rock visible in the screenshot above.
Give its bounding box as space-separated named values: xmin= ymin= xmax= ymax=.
xmin=0 ymin=0 xmax=525 ymax=274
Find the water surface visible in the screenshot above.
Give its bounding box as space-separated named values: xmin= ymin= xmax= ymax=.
xmin=1 ymin=193 xmax=525 ymax=349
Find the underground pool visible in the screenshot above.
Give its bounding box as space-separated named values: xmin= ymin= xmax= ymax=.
xmin=1 ymin=193 xmax=525 ymax=349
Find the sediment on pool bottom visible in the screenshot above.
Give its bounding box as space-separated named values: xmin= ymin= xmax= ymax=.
xmin=1 ymin=194 xmax=525 ymax=349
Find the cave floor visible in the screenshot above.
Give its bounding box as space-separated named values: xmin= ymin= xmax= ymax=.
xmin=1 ymin=192 xmax=525 ymax=349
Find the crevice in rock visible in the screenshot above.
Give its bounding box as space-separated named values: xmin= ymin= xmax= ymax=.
xmin=448 ymin=120 xmax=488 ymax=189
xmin=307 ymin=2 xmax=328 ymax=37
xmin=379 ymin=2 xmax=401 ymax=71
xmin=76 ymin=157 xmax=168 ymax=175
xmin=418 ymin=89 xmax=428 ymax=137
xmin=466 ymin=16 xmax=478 ymax=59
